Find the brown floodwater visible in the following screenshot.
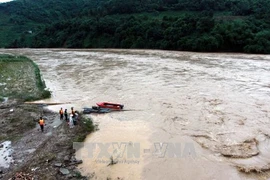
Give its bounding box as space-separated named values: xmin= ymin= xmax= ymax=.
xmin=1 ymin=49 xmax=270 ymax=179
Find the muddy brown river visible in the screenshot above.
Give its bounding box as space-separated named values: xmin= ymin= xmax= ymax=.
xmin=1 ymin=49 xmax=270 ymax=179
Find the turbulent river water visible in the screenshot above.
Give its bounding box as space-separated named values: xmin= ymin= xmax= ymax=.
xmin=1 ymin=49 xmax=270 ymax=180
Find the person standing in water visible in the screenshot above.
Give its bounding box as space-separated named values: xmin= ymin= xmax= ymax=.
xmin=64 ymin=109 xmax=68 ymax=122
xmin=39 ymin=117 xmax=45 ymax=132
xmin=59 ymin=107 xmax=64 ymax=120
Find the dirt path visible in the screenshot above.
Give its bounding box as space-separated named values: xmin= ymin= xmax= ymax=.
xmin=10 ymin=108 xmax=61 ymax=168
xmin=0 ymin=101 xmax=92 ymax=180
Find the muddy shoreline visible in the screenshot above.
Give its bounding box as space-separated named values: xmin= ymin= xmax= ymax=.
xmin=0 ymin=100 xmax=92 ymax=180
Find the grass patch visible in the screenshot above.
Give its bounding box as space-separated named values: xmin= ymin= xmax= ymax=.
xmin=74 ymin=134 xmax=87 ymax=143
xmin=0 ymin=54 xmax=51 ymax=101
xmin=74 ymin=171 xmax=84 ymax=178
xmin=8 ymin=135 xmax=23 ymax=141
xmin=9 ymin=118 xmax=18 ymax=123
xmin=80 ymin=115 xmax=95 ymax=132
xmin=73 ymin=115 xmax=96 ymax=142
xmin=26 ymin=120 xmax=36 ymax=129
xmin=0 ymin=135 xmax=6 ymax=141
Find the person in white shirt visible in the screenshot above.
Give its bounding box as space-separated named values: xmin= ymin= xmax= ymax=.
xmin=69 ymin=114 xmax=74 ymax=128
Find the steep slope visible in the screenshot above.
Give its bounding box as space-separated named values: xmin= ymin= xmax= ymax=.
xmin=0 ymin=0 xmax=270 ymax=53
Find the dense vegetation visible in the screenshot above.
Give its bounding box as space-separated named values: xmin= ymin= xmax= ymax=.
xmin=0 ymin=54 xmax=51 ymax=101
xmin=0 ymin=0 xmax=270 ymax=53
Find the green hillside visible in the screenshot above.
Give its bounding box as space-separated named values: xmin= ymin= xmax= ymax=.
xmin=0 ymin=0 xmax=270 ymax=53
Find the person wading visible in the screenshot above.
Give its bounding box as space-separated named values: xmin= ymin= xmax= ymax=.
xmin=64 ymin=109 xmax=68 ymax=122
xmin=39 ymin=117 xmax=45 ymax=132
xmin=59 ymin=107 xmax=64 ymax=120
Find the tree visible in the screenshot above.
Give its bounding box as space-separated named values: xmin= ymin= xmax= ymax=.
xmin=244 ymin=30 xmax=270 ymax=53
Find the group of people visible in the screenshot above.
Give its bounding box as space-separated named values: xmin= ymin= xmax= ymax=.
xmin=59 ymin=107 xmax=78 ymax=128
xmin=38 ymin=107 xmax=79 ymax=132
